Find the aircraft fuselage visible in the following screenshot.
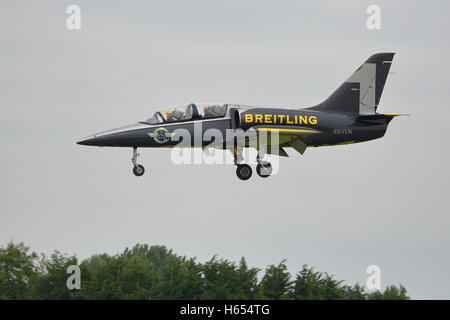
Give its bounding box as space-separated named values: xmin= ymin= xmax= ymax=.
xmin=77 ymin=106 xmax=389 ymax=149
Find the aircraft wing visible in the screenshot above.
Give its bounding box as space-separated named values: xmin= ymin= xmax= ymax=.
xmin=206 ymin=126 xmax=320 ymax=157
xmin=252 ymin=126 xmax=321 ymax=157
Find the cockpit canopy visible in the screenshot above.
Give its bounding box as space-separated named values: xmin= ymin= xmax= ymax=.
xmin=144 ymin=103 xmax=228 ymax=124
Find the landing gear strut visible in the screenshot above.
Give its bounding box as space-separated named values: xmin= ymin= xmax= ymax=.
xmin=256 ymin=153 xmax=272 ymax=178
xmin=131 ymin=147 xmax=145 ymax=177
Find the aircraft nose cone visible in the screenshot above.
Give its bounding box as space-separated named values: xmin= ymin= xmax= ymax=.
xmin=77 ymin=136 xmax=100 ymax=146
xmin=77 ymin=123 xmax=148 ymax=147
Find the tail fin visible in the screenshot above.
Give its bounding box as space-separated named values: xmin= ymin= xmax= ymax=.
xmin=308 ymin=53 xmax=395 ymax=115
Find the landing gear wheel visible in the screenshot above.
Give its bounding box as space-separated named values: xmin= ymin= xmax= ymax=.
xmin=131 ymin=148 xmax=145 ymax=177
xmin=256 ymin=161 xmax=272 ymax=178
xmin=236 ymin=164 xmax=252 ymax=180
xmin=133 ymin=164 xmax=145 ymax=177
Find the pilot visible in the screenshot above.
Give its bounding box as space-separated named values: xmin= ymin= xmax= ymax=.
xmin=165 ymin=110 xmax=173 ymax=122
xmin=172 ymin=109 xmax=184 ymax=121
xmin=204 ymin=105 xmax=212 ymax=118
xmin=184 ymin=104 xmax=193 ymax=120
xmin=208 ymin=105 xmax=221 ymax=117
xmin=217 ymin=104 xmax=226 ymax=116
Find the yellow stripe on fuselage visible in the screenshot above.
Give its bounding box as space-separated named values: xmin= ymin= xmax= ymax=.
xmin=256 ymin=128 xmax=318 ymax=134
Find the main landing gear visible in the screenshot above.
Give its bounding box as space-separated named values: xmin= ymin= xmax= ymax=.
xmin=236 ymin=164 xmax=252 ymax=180
xmin=131 ymin=147 xmax=145 ymax=177
xmin=256 ymin=161 xmax=273 ymax=178
xmin=233 ymin=150 xmax=273 ymax=180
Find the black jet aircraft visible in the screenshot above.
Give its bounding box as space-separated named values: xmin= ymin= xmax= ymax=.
xmin=78 ymin=53 xmax=405 ymax=180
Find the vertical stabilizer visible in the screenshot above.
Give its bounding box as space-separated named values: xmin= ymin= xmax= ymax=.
xmin=307 ymin=53 xmax=395 ymax=114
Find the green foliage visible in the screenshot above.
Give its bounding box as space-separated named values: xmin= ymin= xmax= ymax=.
xmin=200 ymin=257 xmax=260 ymax=300
xmin=150 ymin=255 xmax=203 ymax=300
xmin=0 ymin=241 xmax=410 ymax=300
xmin=291 ymin=265 xmax=345 ymax=300
xmin=32 ymin=251 xmax=78 ymax=299
xmin=0 ymin=242 xmax=38 ymax=299
xmin=367 ymin=284 xmax=409 ymax=300
xmin=260 ymin=261 xmax=291 ymax=299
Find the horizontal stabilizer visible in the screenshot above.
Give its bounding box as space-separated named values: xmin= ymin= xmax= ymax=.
xmin=356 ymin=113 xmax=409 ymax=123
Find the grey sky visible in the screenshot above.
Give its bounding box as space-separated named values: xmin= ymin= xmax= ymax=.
xmin=1 ymin=0 xmax=449 ymax=299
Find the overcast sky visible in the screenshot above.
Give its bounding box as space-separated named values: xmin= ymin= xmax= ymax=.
xmin=1 ymin=0 xmax=449 ymax=299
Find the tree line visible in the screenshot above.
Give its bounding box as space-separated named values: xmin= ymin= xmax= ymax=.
xmin=0 ymin=241 xmax=408 ymax=300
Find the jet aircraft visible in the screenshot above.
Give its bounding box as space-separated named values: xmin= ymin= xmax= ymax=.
xmin=78 ymin=53 xmax=405 ymax=180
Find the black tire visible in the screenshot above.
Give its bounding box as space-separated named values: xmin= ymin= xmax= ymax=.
xmin=256 ymin=161 xmax=272 ymax=178
xmin=133 ymin=164 xmax=145 ymax=177
xmin=236 ymin=164 xmax=252 ymax=180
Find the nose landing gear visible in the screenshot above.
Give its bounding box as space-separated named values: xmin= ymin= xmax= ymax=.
xmin=132 ymin=147 xmax=145 ymax=177
xmin=133 ymin=164 xmax=145 ymax=176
